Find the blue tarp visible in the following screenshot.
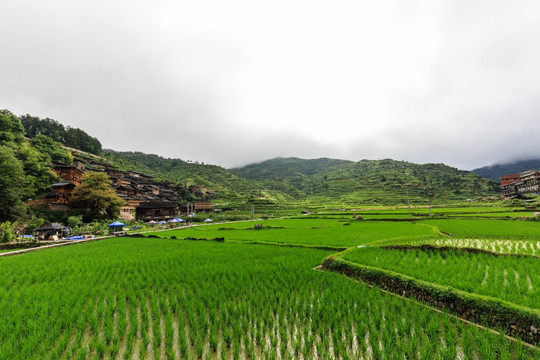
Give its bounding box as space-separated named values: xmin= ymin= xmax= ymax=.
xmin=107 ymin=221 xmax=126 ymax=227
xmin=66 ymin=235 xmax=85 ymax=240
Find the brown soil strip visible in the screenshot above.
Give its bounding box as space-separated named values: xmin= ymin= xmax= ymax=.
xmin=382 ymin=244 xmax=539 ymax=258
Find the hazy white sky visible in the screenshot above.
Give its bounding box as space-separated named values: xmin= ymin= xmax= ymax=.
xmin=1 ymin=0 xmax=540 ymax=169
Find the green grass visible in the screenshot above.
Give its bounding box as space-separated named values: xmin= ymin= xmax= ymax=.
xmin=151 ymin=218 xmax=440 ymax=247
xmin=0 ymin=237 xmax=535 ymax=359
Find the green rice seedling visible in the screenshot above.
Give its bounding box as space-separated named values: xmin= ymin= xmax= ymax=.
xmin=279 ymin=337 xmax=287 ymax=359
xmin=94 ymin=339 xmax=105 ymax=360
xmin=179 ymin=332 xmax=189 ymax=359
xmin=195 ymin=336 xmax=204 ymax=358
xmin=222 ymin=326 xmax=232 ymax=348
xmin=220 ymin=344 xmax=227 ymax=360
xmin=124 ymin=331 xmax=135 ymax=360
xmin=209 ymin=328 xmax=219 ymax=352
xmin=232 ymin=339 xmax=240 ymax=360
xmin=109 ymin=343 xmax=119 ymax=359
xmin=76 ymin=346 xmax=88 ymax=360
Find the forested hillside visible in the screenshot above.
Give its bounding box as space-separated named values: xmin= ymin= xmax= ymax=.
xmin=20 ymin=114 xmax=102 ymax=155
xmin=103 ymin=150 xmax=287 ymax=203
xmin=0 ymin=110 xmax=70 ymax=221
xmin=232 ymin=157 xmax=500 ymax=204
xmin=1 ymin=108 xmax=505 ymax=224
xmin=473 ymin=158 xmax=540 ymax=181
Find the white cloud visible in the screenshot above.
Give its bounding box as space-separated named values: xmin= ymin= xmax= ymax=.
xmin=1 ymin=0 xmax=539 ymax=169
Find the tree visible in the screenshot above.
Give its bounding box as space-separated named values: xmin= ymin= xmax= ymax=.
xmin=66 ymin=215 xmax=83 ymax=228
xmin=70 ymin=172 xmax=124 ymax=220
xmin=1 ymin=222 xmax=13 ymax=243
xmin=19 ymin=114 xmax=66 ymax=142
xmin=0 ymin=110 xmax=25 ymax=145
xmin=16 ymin=142 xmax=59 ymax=197
xmin=19 ymin=113 xmax=103 ymax=155
xmin=30 ymin=135 xmax=73 ymax=164
xmin=0 ymin=146 xmax=27 ymax=222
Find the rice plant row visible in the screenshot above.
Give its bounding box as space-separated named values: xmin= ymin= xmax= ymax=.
xmin=403 ymin=238 xmax=540 ymax=256
xmin=422 ymin=219 xmax=540 ymax=240
xmin=343 ymin=246 xmax=540 ymax=309
xmin=0 ymin=237 xmax=536 ymax=359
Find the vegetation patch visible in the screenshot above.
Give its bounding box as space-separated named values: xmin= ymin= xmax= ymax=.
xmin=183 ymin=237 xmax=225 ymax=242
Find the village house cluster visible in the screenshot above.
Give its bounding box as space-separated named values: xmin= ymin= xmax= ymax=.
xmin=500 ymin=170 xmax=540 ymax=198
xmin=27 ymin=154 xmax=212 ymax=221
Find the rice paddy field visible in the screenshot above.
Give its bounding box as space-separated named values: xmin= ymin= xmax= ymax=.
xmin=153 ymin=218 xmax=439 ymax=247
xmin=342 ymin=246 xmax=539 ymax=309
xmin=0 ymin=207 xmax=539 ymax=359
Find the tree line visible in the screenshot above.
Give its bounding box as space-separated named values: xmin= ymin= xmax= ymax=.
xmin=20 ymin=114 xmax=102 ymax=155
xmin=0 ymin=110 xmax=122 ymax=230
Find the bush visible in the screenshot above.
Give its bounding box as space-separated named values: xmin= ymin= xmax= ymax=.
xmin=1 ymin=223 xmax=13 ymax=243
xmin=67 ymin=215 xmax=83 ymax=228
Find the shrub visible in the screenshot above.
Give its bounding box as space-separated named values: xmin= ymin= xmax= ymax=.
xmin=1 ymin=222 xmax=13 ymax=243
xmin=67 ymin=215 xmax=83 ymax=228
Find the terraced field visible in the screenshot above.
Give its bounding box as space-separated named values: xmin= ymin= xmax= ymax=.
xmin=343 ymin=246 xmax=539 ymax=309
xmin=153 ymin=218 xmax=439 ymax=247
xmin=421 ymin=218 xmax=540 ymax=239
xmin=1 ymin=211 xmax=539 ymax=359
xmin=0 ymin=237 xmax=536 ymax=359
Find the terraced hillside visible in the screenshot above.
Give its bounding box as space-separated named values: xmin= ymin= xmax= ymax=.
xmin=232 ymin=157 xmax=500 ymax=204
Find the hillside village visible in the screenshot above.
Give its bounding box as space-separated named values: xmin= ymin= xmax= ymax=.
xmin=500 ymin=170 xmax=540 ymax=198
xmin=27 ymin=153 xmax=212 ymax=222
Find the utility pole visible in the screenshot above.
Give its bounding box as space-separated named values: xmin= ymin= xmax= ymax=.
xmin=404 ymin=185 xmax=412 ymax=219
xmin=425 ymin=186 xmax=432 ymax=217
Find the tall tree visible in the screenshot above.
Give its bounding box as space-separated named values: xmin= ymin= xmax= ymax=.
xmin=70 ymin=172 xmax=124 ymax=220
xmin=30 ymin=135 xmax=73 ymax=164
xmin=16 ymin=143 xmax=59 ymax=197
xmin=0 ymin=110 xmax=25 ymax=145
xmin=0 ymin=146 xmax=27 ymax=221
xmin=19 ymin=113 xmax=103 ymax=155
xmin=19 ymin=114 xmax=66 ymax=142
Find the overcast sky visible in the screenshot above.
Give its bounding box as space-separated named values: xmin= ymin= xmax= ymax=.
xmin=1 ymin=1 xmax=540 ymax=170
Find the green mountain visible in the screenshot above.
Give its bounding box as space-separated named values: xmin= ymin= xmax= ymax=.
xmin=473 ymin=158 xmax=540 ymax=182
xmin=2 ymin=109 xmax=503 ymax=215
xmin=232 ymin=157 xmax=500 ymax=204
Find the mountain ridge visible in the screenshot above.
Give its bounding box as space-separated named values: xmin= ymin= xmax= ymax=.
xmin=10 ymin=109 xmax=502 ymax=205
xmin=231 ymin=157 xmax=499 ymax=204
xmin=472 ymin=158 xmax=540 ymax=182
